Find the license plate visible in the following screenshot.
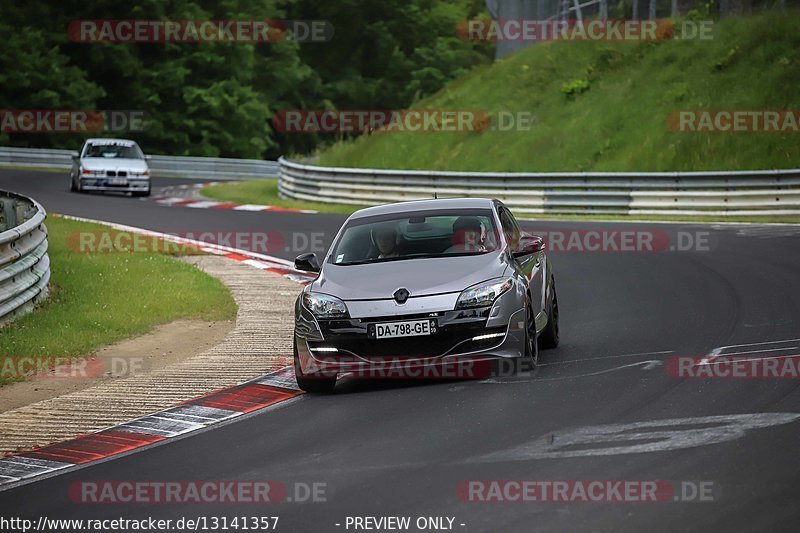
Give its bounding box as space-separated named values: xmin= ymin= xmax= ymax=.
xmin=372 ymin=319 xmax=432 ymax=339
xmin=108 ymin=177 xmax=128 ymax=186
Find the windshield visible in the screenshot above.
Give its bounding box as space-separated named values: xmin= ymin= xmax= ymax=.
xmin=83 ymin=142 xmax=143 ymax=159
xmin=331 ymin=209 xmax=499 ymax=265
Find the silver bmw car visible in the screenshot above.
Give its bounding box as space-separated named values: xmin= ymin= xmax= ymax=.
xmin=292 ymin=198 xmax=559 ymax=393
xmin=70 ymin=138 xmax=151 ymax=196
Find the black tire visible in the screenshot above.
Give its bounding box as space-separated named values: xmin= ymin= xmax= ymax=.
xmin=133 ymin=188 xmax=150 ymax=197
xmin=293 ymin=337 xmax=336 ymax=393
xmin=538 ymin=280 xmax=560 ymax=349
xmin=69 ymin=175 xmax=76 ymax=192
xmin=524 ymin=301 xmax=538 ymax=367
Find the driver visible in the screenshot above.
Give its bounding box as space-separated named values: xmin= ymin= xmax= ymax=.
xmin=371 ymin=224 xmax=400 ymax=258
xmin=445 ymin=216 xmax=486 ymax=253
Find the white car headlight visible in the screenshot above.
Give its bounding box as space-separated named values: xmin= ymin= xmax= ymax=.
xmin=81 ymin=168 xmax=103 ymax=177
xmin=455 ymin=278 xmax=513 ymax=309
xmin=130 ymin=170 xmax=149 ymax=177
xmin=303 ymin=293 xmax=349 ymax=318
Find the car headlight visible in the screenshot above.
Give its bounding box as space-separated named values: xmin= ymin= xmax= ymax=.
xmin=303 ymin=293 xmax=349 ymax=318
xmin=455 ymin=278 xmax=513 ymax=309
xmin=130 ymin=170 xmax=149 ymax=177
xmin=81 ymin=168 xmax=103 ymax=177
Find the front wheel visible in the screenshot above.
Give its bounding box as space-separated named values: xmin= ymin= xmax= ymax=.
xmin=538 ymin=281 xmax=559 ymax=349
xmin=524 ymin=302 xmax=538 ymax=367
xmin=294 ymin=337 xmax=336 ymax=393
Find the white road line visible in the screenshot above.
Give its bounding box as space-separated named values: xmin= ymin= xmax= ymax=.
xmin=232 ymin=204 xmax=271 ymax=211
xmin=184 ymin=201 xmax=224 ymax=208
xmin=715 ymin=346 xmax=799 ymax=357
xmin=695 ymin=352 xmax=800 ymax=366
xmin=538 ymin=350 xmax=673 ymax=366
xmin=700 ymin=338 xmax=800 ymax=366
xmin=155 ymin=197 xmax=190 ymax=205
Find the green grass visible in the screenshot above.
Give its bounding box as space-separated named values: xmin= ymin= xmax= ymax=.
xmin=0 ymin=165 xmax=65 ymax=173
xmin=317 ymin=12 xmax=800 ymax=172
xmin=0 ymin=216 xmax=237 ymax=387
xmin=203 ymin=178 xmax=367 ymax=214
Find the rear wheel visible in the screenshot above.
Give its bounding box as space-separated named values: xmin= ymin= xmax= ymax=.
xmin=293 ymin=337 xmax=336 ymax=393
xmin=538 ymin=280 xmax=560 ymax=349
xmin=69 ymin=175 xmax=76 ymax=191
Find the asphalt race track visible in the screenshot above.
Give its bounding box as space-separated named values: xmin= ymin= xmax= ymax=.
xmin=2 ymin=168 xmax=800 ymax=532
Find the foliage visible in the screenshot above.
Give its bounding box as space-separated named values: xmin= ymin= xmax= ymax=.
xmin=0 ymin=0 xmax=491 ymax=159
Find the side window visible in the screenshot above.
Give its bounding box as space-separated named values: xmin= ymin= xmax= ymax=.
xmin=498 ymin=207 xmax=520 ymax=249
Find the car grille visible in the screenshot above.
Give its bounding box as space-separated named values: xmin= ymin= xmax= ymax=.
xmin=105 ymin=170 xmax=127 ymax=177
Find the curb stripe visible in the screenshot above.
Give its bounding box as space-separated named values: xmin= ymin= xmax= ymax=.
xmin=188 ymin=384 xmax=299 ymax=413
xmin=149 ymin=181 xmax=316 ymax=214
xmin=0 ymin=366 xmax=301 ymax=489
xmin=23 ymin=431 xmax=166 ymax=465
xmin=0 ymin=216 xmax=311 ymax=489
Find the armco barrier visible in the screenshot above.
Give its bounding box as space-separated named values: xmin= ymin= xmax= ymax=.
xmin=0 ymin=191 xmax=49 ymax=325
xmin=277 ymin=157 xmax=800 ymax=217
xmin=0 ymin=146 xmax=278 ymax=180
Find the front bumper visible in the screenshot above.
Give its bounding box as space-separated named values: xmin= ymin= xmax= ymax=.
xmin=79 ymin=176 xmax=150 ymax=193
xmin=295 ymin=305 xmax=527 ymax=378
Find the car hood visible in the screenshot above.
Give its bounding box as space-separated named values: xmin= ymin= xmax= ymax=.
xmin=80 ymin=158 xmax=148 ymax=172
xmin=311 ymin=252 xmax=509 ymax=300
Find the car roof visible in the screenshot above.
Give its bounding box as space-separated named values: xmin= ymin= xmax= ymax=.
xmin=83 ymin=138 xmax=138 ymax=145
xmin=349 ymin=197 xmax=498 ymax=220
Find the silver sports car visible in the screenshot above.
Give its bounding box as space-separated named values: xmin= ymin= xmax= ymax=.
xmin=70 ymin=138 xmax=151 ymax=196
xmin=293 ymin=198 xmax=559 ymax=392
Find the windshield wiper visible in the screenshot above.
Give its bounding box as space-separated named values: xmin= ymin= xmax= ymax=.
xmin=336 ymin=252 xmax=483 ymax=266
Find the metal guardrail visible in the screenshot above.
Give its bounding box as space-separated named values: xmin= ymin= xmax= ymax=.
xmin=0 ymin=146 xmax=278 ymax=180
xmin=0 ymin=191 xmax=49 ymax=326
xmin=278 ymin=157 xmax=800 ymax=217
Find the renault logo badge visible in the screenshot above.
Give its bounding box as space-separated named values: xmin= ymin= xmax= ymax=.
xmin=393 ymin=288 xmax=410 ymax=304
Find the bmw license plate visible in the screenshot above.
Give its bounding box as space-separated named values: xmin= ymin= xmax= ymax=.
xmin=108 ymin=177 xmax=128 ymax=186
xmin=372 ymin=319 xmax=432 ymax=339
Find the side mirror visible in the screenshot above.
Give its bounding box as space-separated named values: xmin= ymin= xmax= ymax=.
xmin=71 ymin=152 xmax=79 ymax=160
xmin=513 ymin=233 xmax=544 ymax=257
xmin=295 ymin=252 xmax=320 ymax=273
xmin=144 ymin=155 xmax=152 ymax=161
